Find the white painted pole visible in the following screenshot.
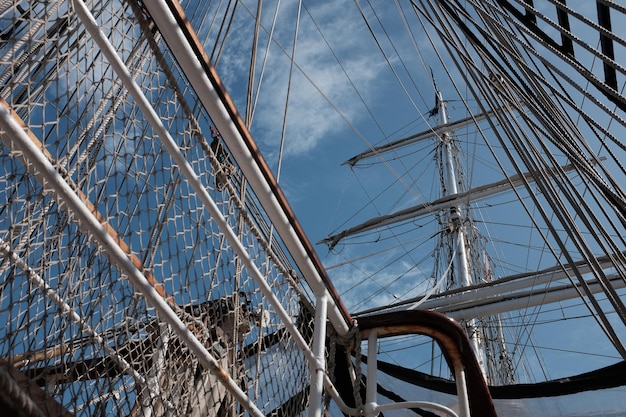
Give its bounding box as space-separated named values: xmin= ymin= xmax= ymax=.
xmin=308 ymin=295 xmax=328 ymax=417
xmin=403 ymin=273 xmax=626 ymax=320
xmin=454 ymin=366 xmax=471 ymax=417
xmin=364 ymin=331 xmax=378 ymax=417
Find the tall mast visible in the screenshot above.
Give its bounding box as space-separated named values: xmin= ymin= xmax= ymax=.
xmin=436 ymin=89 xmax=487 ymax=377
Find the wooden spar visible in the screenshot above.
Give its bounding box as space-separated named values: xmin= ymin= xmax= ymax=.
xmin=0 ymin=358 xmax=74 ymax=417
xmin=321 ymin=161 xmax=583 ymax=249
xmin=344 ymin=108 xmax=498 ymax=166
xmin=9 ymin=344 xmax=70 ymax=369
xmin=354 ymin=252 xmax=626 ymax=319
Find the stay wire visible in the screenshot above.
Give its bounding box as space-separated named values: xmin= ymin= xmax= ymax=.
xmin=301 ymin=2 xmax=386 ymax=139
xmin=316 ymin=1 xmax=443 ymax=278
xmin=456 ymin=0 xmax=622 ymax=280
xmin=235 ymin=0 xmax=372 ymax=152
xmin=245 ymin=0 xmax=262 ymax=126
xmin=349 ymin=0 xmax=435 ymax=203
xmin=478 ymin=3 xmax=626 ymax=355
xmin=276 ymin=0 xmax=302 ymax=182
xmin=421 ymin=0 xmax=626 ymax=357
xmin=474 ymin=0 xmax=626 ymax=202
xmin=352 ymin=0 xmax=422 ymax=116
xmin=474 ymin=0 xmax=626 ymax=287
xmin=485 ymin=46 xmax=626 ymax=363
xmin=209 ymin=0 xmax=237 ymax=65
xmin=438 ymin=0 xmax=624 ymax=262
xmin=469 ymin=0 xmax=626 ymax=133
xmin=248 ymin=0 xmax=282 ymax=127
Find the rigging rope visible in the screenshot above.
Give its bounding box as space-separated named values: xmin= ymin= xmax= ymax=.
xmin=276 ymin=0 xmax=302 ymax=182
xmin=248 ymin=0 xmax=282 ymax=127
xmin=407 ymin=237 xmax=457 ymax=310
xmin=302 ymin=2 xmax=387 ymax=140
xmin=246 ymin=0 xmax=262 ymax=126
xmin=442 ymin=0 xmax=626 ymax=357
xmin=0 ymin=365 xmax=47 ymax=417
xmin=210 ymin=0 xmax=238 ymax=66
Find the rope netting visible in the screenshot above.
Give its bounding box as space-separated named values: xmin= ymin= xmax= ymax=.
xmin=0 ymin=1 xmax=319 ymax=416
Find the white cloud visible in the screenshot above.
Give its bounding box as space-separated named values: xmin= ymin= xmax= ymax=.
xmin=215 ymin=1 xmax=388 ymax=163
xmin=324 ymin=244 xmax=433 ymax=312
